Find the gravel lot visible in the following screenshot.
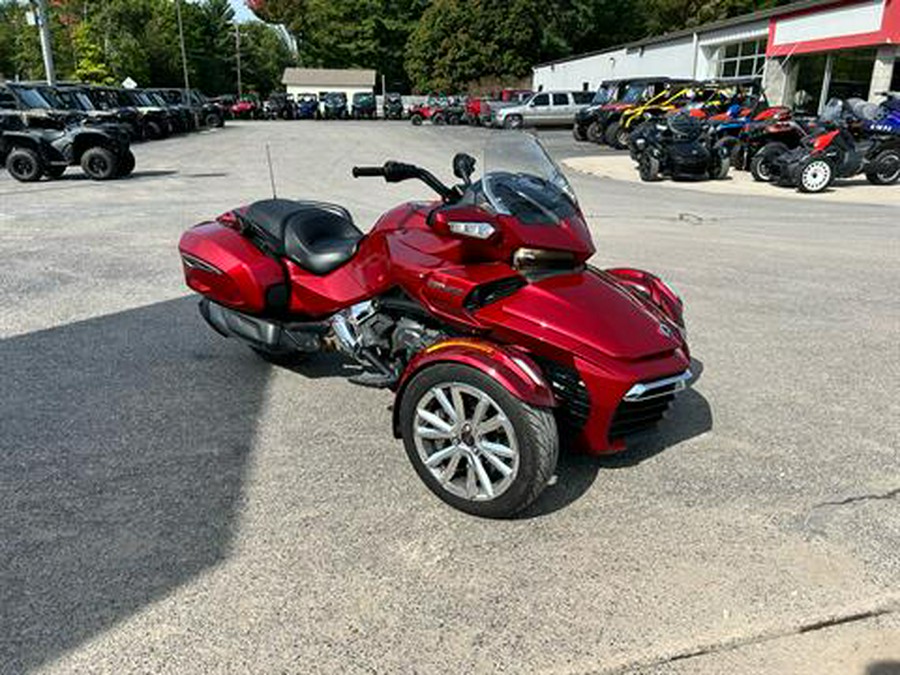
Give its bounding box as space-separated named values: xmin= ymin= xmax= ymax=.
xmin=1 ymin=121 xmax=898 ymax=674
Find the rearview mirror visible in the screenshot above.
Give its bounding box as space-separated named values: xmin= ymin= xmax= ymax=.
xmin=452 ymin=153 xmax=476 ymax=186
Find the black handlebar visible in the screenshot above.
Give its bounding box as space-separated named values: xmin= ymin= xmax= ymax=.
xmin=351 ymin=161 xmax=459 ymax=202
xmin=351 ymin=166 xmax=385 ymax=178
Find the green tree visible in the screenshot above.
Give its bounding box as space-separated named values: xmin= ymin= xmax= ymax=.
xmin=238 ymin=21 xmax=294 ymax=96
xmin=72 ymin=22 xmax=114 ymax=84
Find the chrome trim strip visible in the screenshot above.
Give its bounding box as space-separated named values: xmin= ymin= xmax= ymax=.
xmin=181 ymin=253 xmax=222 ymax=275
xmin=623 ymin=369 xmax=692 ymax=401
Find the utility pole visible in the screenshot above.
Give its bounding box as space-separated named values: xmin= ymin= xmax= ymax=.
xmin=235 ymin=23 xmax=243 ymax=98
xmin=175 ymin=0 xmax=190 ymax=89
xmin=33 ymin=0 xmax=57 ymax=85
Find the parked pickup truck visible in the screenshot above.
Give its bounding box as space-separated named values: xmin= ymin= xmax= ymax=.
xmin=494 ymin=90 xmax=594 ymax=129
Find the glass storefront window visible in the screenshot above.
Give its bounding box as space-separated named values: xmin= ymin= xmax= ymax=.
xmin=795 ymin=48 xmax=877 ymax=113
xmin=717 ymin=39 xmax=767 ymax=80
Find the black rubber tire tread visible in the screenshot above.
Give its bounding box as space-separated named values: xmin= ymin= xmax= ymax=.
xmin=6 ymin=147 xmax=43 ymax=182
xmin=504 ymin=115 xmax=522 ymax=129
xmin=586 ymin=121 xmax=603 ymax=144
xmin=750 ymin=142 xmax=788 ymax=182
xmin=865 ymin=149 xmax=900 ymax=185
xmin=605 ymin=121 xmax=625 ymax=148
xmin=117 ymin=149 xmax=135 ymax=177
xmin=638 ymin=153 xmax=661 ymax=182
xmin=399 ymin=363 xmax=558 ymax=519
xmin=81 ymin=146 xmax=118 ymax=180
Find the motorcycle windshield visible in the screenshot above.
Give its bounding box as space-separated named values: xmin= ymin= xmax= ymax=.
xmin=482 ymin=132 xmax=578 ymax=226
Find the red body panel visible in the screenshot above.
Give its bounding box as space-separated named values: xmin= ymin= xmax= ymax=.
xmin=179 ymin=174 xmax=692 ymax=455
xmin=180 ymin=222 xmax=284 ymax=314
xmin=813 ymin=129 xmax=840 ymax=153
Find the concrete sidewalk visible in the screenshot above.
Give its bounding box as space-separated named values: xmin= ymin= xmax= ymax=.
xmin=564 ymin=153 xmax=900 ymax=206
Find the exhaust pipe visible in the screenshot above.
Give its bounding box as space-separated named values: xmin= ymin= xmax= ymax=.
xmin=199 ymin=299 xmax=323 ymax=353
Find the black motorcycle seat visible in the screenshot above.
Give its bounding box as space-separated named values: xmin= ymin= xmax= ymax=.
xmin=241 ymin=198 xmax=362 ymax=275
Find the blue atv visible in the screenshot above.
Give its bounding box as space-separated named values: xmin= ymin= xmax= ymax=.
xmin=859 ymin=92 xmax=900 ymax=136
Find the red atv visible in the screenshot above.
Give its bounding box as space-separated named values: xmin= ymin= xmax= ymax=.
xmin=465 ymin=97 xmax=491 ymax=126
xmin=409 ymin=95 xmax=465 ymax=126
xmin=178 ymin=135 xmax=692 ymax=518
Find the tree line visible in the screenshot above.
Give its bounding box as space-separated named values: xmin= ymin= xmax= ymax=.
xmin=251 ymin=0 xmax=795 ymax=92
xmin=0 ymin=0 xmax=293 ymax=97
xmin=1 ymin=0 xmax=795 ymax=96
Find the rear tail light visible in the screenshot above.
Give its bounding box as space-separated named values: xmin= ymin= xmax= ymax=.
xmin=180 ymin=253 xmax=222 ymax=275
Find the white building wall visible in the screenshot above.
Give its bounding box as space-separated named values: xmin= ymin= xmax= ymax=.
xmin=533 ymin=19 xmax=768 ymax=90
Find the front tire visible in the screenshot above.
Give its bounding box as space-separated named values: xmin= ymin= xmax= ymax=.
xmin=6 ymin=147 xmax=43 ymax=182
xmin=797 ymin=158 xmax=833 ymax=193
xmin=605 ymin=121 xmax=628 ymax=149
xmin=399 ymin=364 xmax=558 ymax=519
xmin=504 ymin=115 xmax=523 ymax=130
xmin=638 ymin=153 xmax=661 ymax=182
xmin=410 ymin=113 xmax=423 ymax=126
xmin=586 ymin=121 xmax=604 ymax=144
xmin=865 ymin=149 xmax=900 ymax=185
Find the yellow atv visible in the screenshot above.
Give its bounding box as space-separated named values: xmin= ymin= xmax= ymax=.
xmin=606 ymin=82 xmax=715 ymax=149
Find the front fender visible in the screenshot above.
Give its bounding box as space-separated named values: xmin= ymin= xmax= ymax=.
xmin=392 ymin=338 xmax=555 ymax=438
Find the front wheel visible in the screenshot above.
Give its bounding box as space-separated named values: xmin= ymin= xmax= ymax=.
xmin=605 ymin=121 xmax=627 ymax=149
xmin=865 ymin=149 xmax=900 ymax=185
xmin=586 ymin=121 xmax=604 ymax=144
xmin=797 ymin=158 xmax=833 ymax=193
xmin=504 ymin=115 xmax=523 ymax=129
xmin=638 ymin=152 xmax=661 ymax=182
xmin=399 ymin=364 xmax=558 ymax=519
xmin=410 ymin=113 xmax=423 ymax=126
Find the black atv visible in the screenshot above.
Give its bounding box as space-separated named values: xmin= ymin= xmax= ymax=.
xmin=264 ymin=93 xmax=296 ymax=120
xmin=322 ymin=92 xmax=348 ymax=120
xmin=383 ymin=92 xmax=404 ymax=120
xmin=1 ymin=111 xmax=134 ymax=182
xmin=351 ymin=92 xmax=377 ymax=119
xmin=630 ymin=113 xmax=730 ymax=182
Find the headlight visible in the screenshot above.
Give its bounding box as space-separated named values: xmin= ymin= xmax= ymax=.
xmin=448 ymin=221 xmax=496 ymax=239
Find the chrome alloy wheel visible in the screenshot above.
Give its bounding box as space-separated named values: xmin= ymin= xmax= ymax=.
xmin=413 ymin=383 xmax=519 ymax=501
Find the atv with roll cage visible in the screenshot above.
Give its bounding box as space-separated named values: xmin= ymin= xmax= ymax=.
xmin=1 ymin=110 xmax=135 ymax=182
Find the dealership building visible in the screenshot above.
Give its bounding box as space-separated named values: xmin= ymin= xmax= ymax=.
xmin=533 ymin=0 xmax=900 ymax=112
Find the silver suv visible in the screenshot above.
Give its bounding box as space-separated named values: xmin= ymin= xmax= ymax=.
xmin=494 ymin=91 xmax=593 ymax=129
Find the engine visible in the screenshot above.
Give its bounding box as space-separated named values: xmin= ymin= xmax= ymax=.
xmin=330 ymin=300 xmax=444 ymax=387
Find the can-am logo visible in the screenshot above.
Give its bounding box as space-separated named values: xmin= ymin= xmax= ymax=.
xmin=659 ymin=323 xmax=674 ymax=339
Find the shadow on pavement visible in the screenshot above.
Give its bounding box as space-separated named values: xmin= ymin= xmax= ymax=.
xmin=520 ymin=358 xmax=712 ymax=517
xmin=0 ymin=297 xmax=269 ymax=672
xmin=867 ymin=662 xmax=900 ymax=675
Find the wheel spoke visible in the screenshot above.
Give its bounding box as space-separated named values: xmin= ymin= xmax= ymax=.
xmin=416 ymin=425 xmax=452 ymax=440
xmin=470 ymin=454 xmax=494 ymax=499
xmin=417 ymin=408 xmax=453 ymax=434
xmin=472 ymin=396 xmax=490 ymax=427
xmin=480 ymin=447 xmax=513 ymax=477
xmin=465 ymin=461 xmax=478 ymax=498
xmin=480 ymin=440 xmax=515 ymax=458
xmin=425 ymin=444 xmax=459 ymax=468
xmin=441 ymin=452 xmax=461 ymax=484
xmin=433 ymin=387 xmax=458 ymax=423
xmin=476 ymin=414 xmax=505 ymax=435
xmin=451 ymin=387 xmax=466 ymax=426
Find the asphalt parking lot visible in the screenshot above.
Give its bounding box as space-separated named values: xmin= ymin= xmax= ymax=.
xmin=1 ymin=121 xmax=898 ymax=674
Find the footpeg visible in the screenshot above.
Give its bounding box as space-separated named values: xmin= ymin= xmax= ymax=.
xmin=349 ymin=372 xmax=397 ymax=389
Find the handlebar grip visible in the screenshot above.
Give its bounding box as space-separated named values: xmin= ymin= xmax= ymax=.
xmin=352 ymin=166 xmax=385 ymax=178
